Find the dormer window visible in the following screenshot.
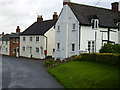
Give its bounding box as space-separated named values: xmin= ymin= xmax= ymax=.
xmin=91 ymin=19 xmax=99 ymax=29
xmin=117 ymin=22 xmax=120 ymax=31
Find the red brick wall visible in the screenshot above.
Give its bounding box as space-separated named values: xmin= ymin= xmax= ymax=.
xmin=10 ymin=38 xmax=20 ymax=57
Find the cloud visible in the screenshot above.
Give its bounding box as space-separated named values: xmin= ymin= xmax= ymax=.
xmin=0 ymin=0 xmax=120 ymax=33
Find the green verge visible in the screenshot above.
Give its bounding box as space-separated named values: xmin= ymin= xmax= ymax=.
xmin=48 ymin=61 xmax=119 ymax=88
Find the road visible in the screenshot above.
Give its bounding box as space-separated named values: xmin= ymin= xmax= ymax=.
xmin=2 ymin=56 xmax=63 ymax=88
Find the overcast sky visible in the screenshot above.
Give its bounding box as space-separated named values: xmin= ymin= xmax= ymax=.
xmin=0 ymin=0 xmax=120 ymax=34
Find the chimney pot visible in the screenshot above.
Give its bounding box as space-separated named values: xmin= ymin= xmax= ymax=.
xmin=63 ymin=0 xmax=70 ymax=5
xmin=2 ymin=32 xmax=4 ymax=35
xmin=16 ymin=26 xmax=20 ymax=33
xmin=111 ymin=2 xmax=119 ymax=12
xmin=53 ymin=12 xmax=58 ymax=20
xmin=37 ymin=15 xmax=43 ymax=22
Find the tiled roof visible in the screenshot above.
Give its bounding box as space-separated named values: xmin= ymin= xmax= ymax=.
xmin=20 ymin=19 xmax=57 ymax=35
xmin=68 ymin=3 xmax=120 ymax=28
xmin=2 ymin=34 xmax=11 ymax=41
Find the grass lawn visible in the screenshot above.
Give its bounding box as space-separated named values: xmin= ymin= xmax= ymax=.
xmin=48 ymin=61 xmax=119 ymax=88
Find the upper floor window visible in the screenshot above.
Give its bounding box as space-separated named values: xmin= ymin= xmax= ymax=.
xmin=91 ymin=19 xmax=99 ymax=29
xmin=36 ymin=37 xmax=39 ymax=42
xmin=117 ymin=22 xmax=120 ymax=31
xmin=23 ymin=37 xmax=26 ymax=41
xmin=30 ymin=37 xmax=32 ymax=41
xmin=57 ymin=25 xmax=60 ymax=32
xmin=16 ymin=38 xmax=19 ymax=43
xmin=73 ymin=23 xmax=76 ymax=30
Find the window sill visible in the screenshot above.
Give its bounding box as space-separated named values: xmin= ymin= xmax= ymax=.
xmin=71 ymin=51 xmax=75 ymax=53
xmin=72 ymin=30 xmax=76 ymax=31
xmin=57 ymin=49 xmax=60 ymax=51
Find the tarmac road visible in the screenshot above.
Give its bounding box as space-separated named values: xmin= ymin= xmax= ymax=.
xmin=2 ymin=56 xmax=63 ymax=88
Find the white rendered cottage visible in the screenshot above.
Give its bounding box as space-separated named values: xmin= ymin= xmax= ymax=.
xmin=55 ymin=0 xmax=120 ymax=60
xmin=0 ymin=34 xmax=10 ymax=55
xmin=20 ymin=13 xmax=58 ymax=59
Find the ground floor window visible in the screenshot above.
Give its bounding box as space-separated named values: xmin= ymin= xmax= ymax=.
xmin=88 ymin=41 xmax=95 ymax=53
xmin=57 ymin=43 xmax=60 ymax=50
xmin=36 ymin=48 xmax=39 ymax=53
xmin=72 ymin=44 xmax=75 ymax=51
xmin=22 ymin=46 xmax=25 ymax=51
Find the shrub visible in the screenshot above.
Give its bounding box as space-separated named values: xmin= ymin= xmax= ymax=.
xmin=99 ymin=43 xmax=120 ymax=53
xmin=79 ymin=53 xmax=119 ymax=65
xmin=44 ymin=60 xmax=57 ymax=67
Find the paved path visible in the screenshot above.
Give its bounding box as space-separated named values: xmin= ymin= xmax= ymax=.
xmin=2 ymin=56 xmax=63 ymax=88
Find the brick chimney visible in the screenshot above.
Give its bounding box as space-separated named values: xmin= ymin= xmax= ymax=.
xmin=16 ymin=26 xmax=20 ymax=33
xmin=63 ymin=0 xmax=70 ymax=5
xmin=2 ymin=32 xmax=4 ymax=36
xmin=53 ymin=12 xmax=58 ymax=20
xmin=111 ymin=2 xmax=119 ymax=12
xmin=37 ymin=15 xmax=43 ymax=22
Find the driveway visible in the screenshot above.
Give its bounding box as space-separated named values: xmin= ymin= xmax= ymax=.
xmin=2 ymin=56 xmax=63 ymax=88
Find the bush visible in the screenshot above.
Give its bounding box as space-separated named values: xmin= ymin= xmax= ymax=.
xmin=44 ymin=60 xmax=57 ymax=67
xmin=79 ymin=53 xmax=119 ymax=65
xmin=99 ymin=43 xmax=120 ymax=53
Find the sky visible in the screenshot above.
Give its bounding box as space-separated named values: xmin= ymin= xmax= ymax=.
xmin=0 ymin=0 xmax=120 ymax=34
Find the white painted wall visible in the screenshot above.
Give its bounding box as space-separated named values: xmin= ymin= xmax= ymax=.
xmin=55 ymin=5 xmax=79 ymax=60
xmin=1 ymin=41 xmax=10 ymax=55
xmin=20 ymin=35 xmax=45 ymax=59
xmin=55 ymin=4 xmax=119 ymax=60
xmin=45 ymin=27 xmax=55 ymax=57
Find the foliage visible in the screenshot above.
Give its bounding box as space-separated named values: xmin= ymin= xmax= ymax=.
xmin=48 ymin=61 xmax=119 ymax=88
xmin=75 ymin=53 xmax=119 ymax=65
xmin=99 ymin=43 xmax=120 ymax=53
xmin=44 ymin=60 xmax=57 ymax=67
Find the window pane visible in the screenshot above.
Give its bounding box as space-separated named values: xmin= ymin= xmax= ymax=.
xmin=58 ymin=25 xmax=60 ymax=31
xmin=73 ymin=24 xmax=75 ymax=29
xmin=23 ymin=37 xmax=25 ymax=41
xmin=88 ymin=41 xmax=91 ymax=52
xmin=36 ymin=48 xmax=39 ymax=53
xmin=57 ymin=43 xmax=60 ymax=49
xmin=36 ymin=37 xmax=39 ymax=41
xmin=30 ymin=37 xmax=32 ymax=41
xmin=72 ymin=44 xmax=75 ymax=51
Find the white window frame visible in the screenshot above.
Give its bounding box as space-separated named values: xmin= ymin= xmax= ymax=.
xmin=36 ymin=37 xmax=39 ymax=42
xmin=30 ymin=37 xmax=32 ymax=42
xmin=13 ymin=48 xmax=16 ymax=53
xmin=36 ymin=47 xmax=39 ymax=53
xmin=72 ymin=23 xmax=76 ymax=31
xmin=23 ymin=37 xmax=26 ymax=41
xmin=22 ymin=46 xmax=25 ymax=52
xmin=71 ymin=43 xmax=75 ymax=52
xmin=88 ymin=41 xmax=95 ymax=53
xmin=57 ymin=43 xmax=60 ymax=50
xmin=16 ymin=38 xmax=19 ymax=43
xmin=57 ymin=25 xmax=60 ymax=32
xmin=91 ymin=19 xmax=99 ymax=29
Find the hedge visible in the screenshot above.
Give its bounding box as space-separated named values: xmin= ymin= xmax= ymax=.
xmin=77 ymin=53 xmax=120 ymax=65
